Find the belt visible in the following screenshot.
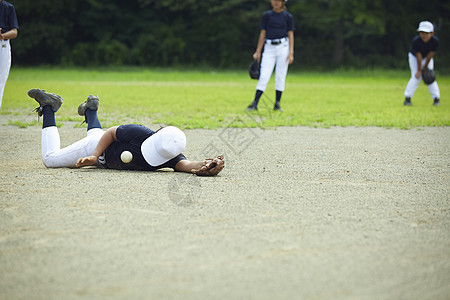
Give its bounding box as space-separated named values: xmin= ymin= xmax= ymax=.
xmin=267 ymin=37 xmax=288 ymax=45
xmin=98 ymin=153 xmax=106 ymax=166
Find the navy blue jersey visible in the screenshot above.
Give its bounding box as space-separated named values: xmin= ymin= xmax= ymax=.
xmin=0 ymin=0 xmax=19 ymax=34
xmin=410 ymin=35 xmax=439 ymax=57
xmin=102 ymin=124 xmax=186 ymax=171
xmin=260 ymin=10 xmax=295 ymax=40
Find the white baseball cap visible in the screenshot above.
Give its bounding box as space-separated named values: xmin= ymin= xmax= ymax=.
xmin=417 ymin=21 xmax=434 ymax=33
xmin=141 ymin=126 xmax=186 ymax=167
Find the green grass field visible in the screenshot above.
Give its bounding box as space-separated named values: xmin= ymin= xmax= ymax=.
xmin=2 ymin=67 xmax=449 ymax=129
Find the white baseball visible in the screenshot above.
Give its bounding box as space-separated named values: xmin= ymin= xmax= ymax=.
xmin=121 ymin=151 xmax=133 ymax=163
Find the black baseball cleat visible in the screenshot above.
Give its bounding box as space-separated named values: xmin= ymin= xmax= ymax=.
xmin=247 ymin=104 xmax=258 ymax=111
xmin=28 ymin=89 xmax=63 ymax=116
xmin=274 ymin=103 xmax=283 ymax=112
xmin=433 ymin=98 xmax=440 ymax=106
xmin=403 ymin=97 xmax=412 ymax=106
xmin=78 ymin=95 xmax=100 ymax=116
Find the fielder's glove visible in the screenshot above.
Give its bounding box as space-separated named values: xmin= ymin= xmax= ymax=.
xmin=191 ymin=155 xmax=225 ymax=176
xmin=249 ymin=60 xmax=260 ymax=80
xmin=422 ymin=68 xmax=436 ymax=85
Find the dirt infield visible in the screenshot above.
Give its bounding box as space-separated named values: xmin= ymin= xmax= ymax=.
xmin=1 ymin=122 xmax=449 ymax=300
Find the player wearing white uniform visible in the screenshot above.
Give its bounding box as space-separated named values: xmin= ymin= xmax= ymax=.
xmin=248 ymin=0 xmax=294 ymax=112
xmin=0 ymin=0 xmax=19 ymax=109
xmin=27 ymin=89 xmax=225 ymax=176
xmin=404 ymin=21 xmax=440 ymax=106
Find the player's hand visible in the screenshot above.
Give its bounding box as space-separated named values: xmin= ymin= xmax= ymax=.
xmin=415 ymin=70 xmax=422 ymax=79
xmin=76 ymin=155 xmax=98 ymax=168
xmin=253 ymin=52 xmax=261 ymax=62
xmin=288 ymin=52 xmax=294 ymax=64
xmin=191 ymin=155 xmax=225 ymax=176
xmin=0 ymin=28 xmax=3 ymax=41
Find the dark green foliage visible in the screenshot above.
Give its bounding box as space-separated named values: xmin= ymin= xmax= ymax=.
xmin=9 ymin=0 xmax=450 ymax=70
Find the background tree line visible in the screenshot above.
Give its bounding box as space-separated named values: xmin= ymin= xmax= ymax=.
xmin=11 ymin=0 xmax=450 ymax=71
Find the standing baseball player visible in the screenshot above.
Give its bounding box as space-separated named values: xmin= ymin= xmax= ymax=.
xmin=247 ymin=0 xmax=295 ymax=112
xmin=0 ymin=0 xmax=19 ymax=109
xmin=404 ymin=21 xmax=440 ymax=106
xmin=27 ymin=89 xmax=225 ymax=176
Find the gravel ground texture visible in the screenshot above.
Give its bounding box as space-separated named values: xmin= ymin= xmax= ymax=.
xmin=1 ymin=121 xmax=449 ymax=300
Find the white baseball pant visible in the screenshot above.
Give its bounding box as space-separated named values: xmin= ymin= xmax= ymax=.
xmin=404 ymin=52 xmax=440 ymax=99
xmin=256 ymin=39 xmax=290 ymax=92
xmin=41 ymin=127 xmax=105 ymax=168
xmin=0 ymin=40 xmax=12 ymax=109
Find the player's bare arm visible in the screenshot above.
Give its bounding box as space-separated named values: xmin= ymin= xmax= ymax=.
xmin=175 ymin=160 xmax=203 ymax=173
xmin=175 ymin=156 xmax=225 ymax=176
xmin=76 ymin=126 xmax=118 ymax=167
xmin=0 ymin=28 xmax=17 ymax=40
xmin=415 ymin=52 xmax=423 ymax=78
xmin=175 ymin=156 xmax=225 ymax=175
xmin=288 ymin=30 xmax=294 ymax=64
xmin=424 ymin=51 xmax=435 ymax=69
xmin=253 ymin=29 xmax=266 ymax=62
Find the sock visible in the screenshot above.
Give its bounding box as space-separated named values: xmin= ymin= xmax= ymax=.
xmin=85 ymin=109 xmax=102 ymax=131
xmin=42 ymin=105 xmax=56 ymax=129
xmin=252 ymin=90 xmax=263 ymax=106
xmin=276 ymin=90 xmax=282 ymax=103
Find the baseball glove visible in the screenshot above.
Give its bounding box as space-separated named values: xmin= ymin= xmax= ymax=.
xmin=422 ymin=68 xmax=436 ymax=85
xmin=192 ymin=155 xmax=225 ymax=176
xmin=249 ymin=60 xmax=260 ymax=80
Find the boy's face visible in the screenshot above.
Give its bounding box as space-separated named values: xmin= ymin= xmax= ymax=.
xmin=419 ymin=31 xmax=434 ymax=43
xmin=271 ymin=0 xmax=284 ymax=12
